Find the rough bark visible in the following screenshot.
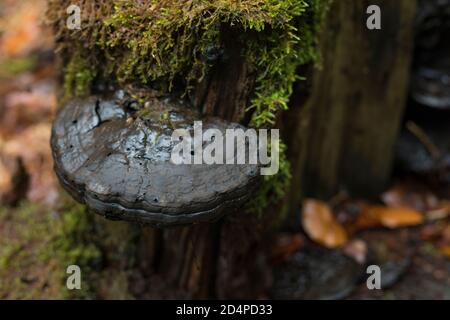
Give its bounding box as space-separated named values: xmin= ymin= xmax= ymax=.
xmin=196 ymin=29 xmax=256 ymax=123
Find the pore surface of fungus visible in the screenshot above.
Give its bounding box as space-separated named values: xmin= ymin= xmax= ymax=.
xmin=51 ymin=91 xmax=260 ymax=227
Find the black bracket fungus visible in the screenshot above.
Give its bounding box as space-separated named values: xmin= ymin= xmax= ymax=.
xmin=51 ymin=91 xmax=260 ymax=228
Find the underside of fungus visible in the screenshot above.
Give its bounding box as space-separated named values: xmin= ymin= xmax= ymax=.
xmin=51 ymin=90 xmax=260 ymax=228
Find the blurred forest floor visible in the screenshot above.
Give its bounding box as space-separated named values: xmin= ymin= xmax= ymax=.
xmin=0 ymin=0 xmax=134 ymax=299
xmin=0 ymin=0 xmax=449 ymax=299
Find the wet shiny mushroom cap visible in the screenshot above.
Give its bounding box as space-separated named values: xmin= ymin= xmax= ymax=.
xmin=51 ymin=93 xmax=260 ymax=227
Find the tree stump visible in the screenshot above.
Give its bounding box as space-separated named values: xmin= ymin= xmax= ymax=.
xmin=285 ymin=0 xmax=417 ymax=217
xmin=47 ymin=0 xmax=418 ymax=298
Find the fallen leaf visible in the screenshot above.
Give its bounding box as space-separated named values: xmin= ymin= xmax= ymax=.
xmin=366 ymin=206 xmax=424 ymax=229
xmin=302 ymin=199 xmax=348 ymax=248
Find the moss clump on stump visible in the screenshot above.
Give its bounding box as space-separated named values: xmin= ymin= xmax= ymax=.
xmin=46 ymin=0 xmax=329 ymax=213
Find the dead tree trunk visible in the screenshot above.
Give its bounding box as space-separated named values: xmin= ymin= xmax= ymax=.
xmin=128 ymin=36 xmax=267 ymax=300
xmin=285 ymin=0 xmax=417 ymax=217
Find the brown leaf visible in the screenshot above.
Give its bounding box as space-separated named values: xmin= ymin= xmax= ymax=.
xmin=366 ymin=206 xmax=424 ymax=229
xmin=302 ymin=199 xmax=348 ymax=248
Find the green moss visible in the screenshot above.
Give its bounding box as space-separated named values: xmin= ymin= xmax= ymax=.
xmin=247 ymin=141 xmax=292 ymax=215
xmin=47 ymin=0 xmax=330 ymax=214
xmin=63 ymin=49 xmax=96 ymax=97
xmin=0 ymin=201 xmax=101 ymax=299
xmin=0 ymin=57 xmax=36 ymax=77
xmin=243 ymin=0 xmax=329 ymax=211
xmin=49 ymin=200 xmax=102 ymax=299
xmin=246 ymin=0 xmax=328 ymax=127
xmin=48 ymin=0 xmax=328 ymax=101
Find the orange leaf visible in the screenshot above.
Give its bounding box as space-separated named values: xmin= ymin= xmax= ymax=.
xmin=302 ymin=199 xmax=348 ymax=248
xmin=368 ymin=206 xmax=424 ymax=229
